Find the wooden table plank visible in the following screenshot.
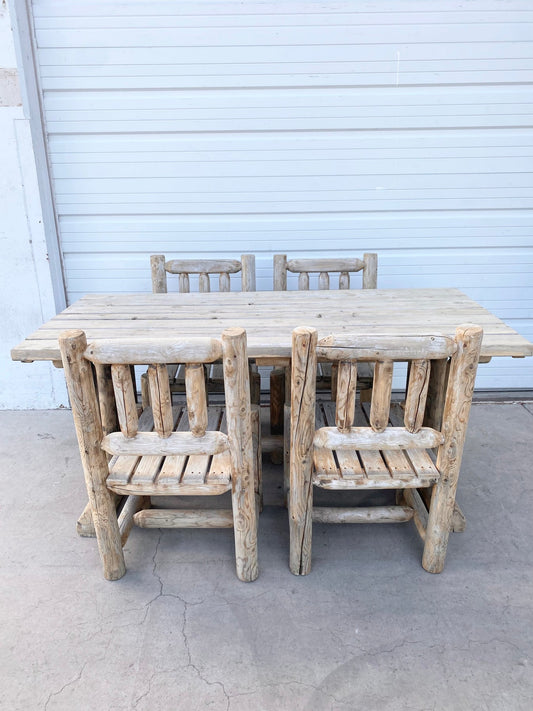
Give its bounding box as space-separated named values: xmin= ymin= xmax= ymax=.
xmin=11 ymin=289 xmax=533 ymax=363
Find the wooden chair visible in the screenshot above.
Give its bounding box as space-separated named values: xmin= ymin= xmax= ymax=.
xmin=148 ymin=254 xmax=259 ymax=404
xmin=288 ymin=323 xmax=483 ymax=576
xmin=59 ymin=327 xmax=260 ymax=582
xmin=270 ymin=253 xmax=378 ymax=435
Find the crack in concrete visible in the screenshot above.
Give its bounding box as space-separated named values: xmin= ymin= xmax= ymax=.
xmin=43 ymin=661 xmax=88 ymax=710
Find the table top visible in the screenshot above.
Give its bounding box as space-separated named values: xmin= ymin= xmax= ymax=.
xmin=11 ymin=288 xmax=533 ymax=362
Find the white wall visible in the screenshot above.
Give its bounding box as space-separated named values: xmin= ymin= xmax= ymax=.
xmin=0 ymin=3 xmax=67 ymax=408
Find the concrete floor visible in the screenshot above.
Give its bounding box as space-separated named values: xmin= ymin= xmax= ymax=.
xmin=1 ymin=403 xmax=532 ymax=711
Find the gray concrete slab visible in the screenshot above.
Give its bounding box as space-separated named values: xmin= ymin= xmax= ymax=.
xmin=0 ymin=404 xmax=532 ymax=711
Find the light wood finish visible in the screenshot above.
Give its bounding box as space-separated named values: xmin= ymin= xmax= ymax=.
xmin=423 ymin=324 xmax=484 ymax=573
xmin=134 ymin=509 xmax=234 ymax=528
xmin=288 ymin=324 xmax=483 ymax=576
xmin=369 ymin=361 xmax=394 ymax=432
xmin=13 ymin=290 xmax=532 ymax=363
xmin=111 ymin=364 xmax=139 ymax=438
xmin=147 ymin=254 xmax=256 ymax=403
xmin=288 ymin=327 xmax=318 ymax=576
xmin=151 ymin=254 xmax=255 ymax=294
xmin=275 ymin=254 xmax=378 ymax=291
xmin=312 ymin=506 xmax=414 ymax=524
xmin=87 ymin=337 xmax=223 ymax=365
xmin=271 ymin=253 xmax=378 ymax=434
xmin=335 ymin=362 xmax=357 ymax=432
xmin=59 ymin=330 xmax=126 ymax=581
xmin=59 ymin=327 xmax=259 ymax=582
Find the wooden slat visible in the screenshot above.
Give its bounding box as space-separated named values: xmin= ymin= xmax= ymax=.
xmin=353 ymin=405 xmax=389 ymax=479
xmin=179 ymin=273 xmax=190 ymax=293
xmin=219 ymin=272 xmax=231 ymax=292
xmin=155 ymin=408 xmax=190 ymax=486
xmin=207 ymin=409 xmax=231 ymax=485
xmin=185 ymin=363 xmax=208 ymax=437
xmin=318 ymin=272 xmax=329 ymax=290
xmin=298 ymin=272 xmax=309 ymax=290
xmin=339 ymin=272 xmax=350 ymax=289
xmin=322 ymin=401 xmax=364 ymax=480
xmin=361 ymin=401 xmax=414 ymax=481
xmin=404 ymin=359 xmax=431 ymax=433
xmin=147 ymin=363 xmax=173 ymax=437
xmin=388 ymin=403 xmax=440 ymax=481
xmin=111 ymin=364 xmax=138 ymax=438
xmin=313 ymin=403 xmax=338 ymax=482
xmin=181 ymin=408 xmax=222 ymax=486
xmin=198 ymin=272 xmax=210 ymax=292
xmin=128 ymin=407 xmax=181 ymax=486
xmin=370 ymin=361 xmax=393 ymax=432
xmin=107 ymin=407 xmax=156 ymax=486
xmin=335 ymin=361 xmax=357 ymax=432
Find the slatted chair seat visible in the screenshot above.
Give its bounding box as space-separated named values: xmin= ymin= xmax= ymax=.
xmin=289 ymin=325 xmax=483 ymax=576
xmin=60 ymin=327 xmax=259 ymax=582
xmin=107 ymin=404 xmax=260 ymax=496
xmin=313 ymin=402 xmax=440 ymax=489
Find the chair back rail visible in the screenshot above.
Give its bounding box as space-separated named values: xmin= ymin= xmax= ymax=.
xmin=274 ymin=253 xmax=377 ymax=291
xmin=151 ymin=254 xmax=256 ymax=293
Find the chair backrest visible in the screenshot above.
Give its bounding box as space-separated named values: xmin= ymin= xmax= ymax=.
xmin=291 ymin=324 xmax=483 ymax=475
xmin=273 ymin=253 xmax=377 ymax=291
xmin=59 ymin=327 xmax=252 ymax=464
xmin=151 ymin=254 xmax=256 ymax=294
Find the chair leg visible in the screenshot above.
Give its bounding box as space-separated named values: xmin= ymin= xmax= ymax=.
xmin=289 ymin=480 xmax=314 ymax=576
xmin=422 ymin=479 xmax=457 ymax=574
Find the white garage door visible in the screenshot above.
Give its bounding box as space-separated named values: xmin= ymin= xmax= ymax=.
xmin=31 ymin=0 xmax=533 ymax=388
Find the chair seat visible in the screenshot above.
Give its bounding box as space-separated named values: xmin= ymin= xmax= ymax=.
xmin=107 ymin=405 xmax=232 ymax=496
xmin=313 ymin=402 xmax=440 ymax=490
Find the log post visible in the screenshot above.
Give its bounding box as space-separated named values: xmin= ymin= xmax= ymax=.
xmin=289 ymin=326 xmax=317 ymax=575
xmin=150 ymin=254 xmax=167 ymax=293
xmin=241 ymin=254 xmax=256 ymax=292
xmin=422 ymin=324 xmax=483 ymax=573
xmin=222 ymin=327 xmax=259 ymax=582
xmin=59 ymin=329 xmax=126 ymax=581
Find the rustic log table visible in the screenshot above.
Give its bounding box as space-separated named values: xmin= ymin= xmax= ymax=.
xmin=12 ymin=288 xmax=533 ymax=536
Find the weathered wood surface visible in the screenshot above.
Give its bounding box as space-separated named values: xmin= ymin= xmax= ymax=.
xmin=312 ymin=506 xmax=414 ymax=524
xmin=12 ymin=289 xmax=533 ymax=362
xmin=134 ymin=509 xmax=234 ymax=528
xmin=289 ymin=327 xmax=318 ymax=576
xmin=422 ymin=324 xmax=483 ymax=573
xmin=222 ymin=327 xmax=259 ymax=582
xmin=59 ymin=329 xmax=126 ymax=581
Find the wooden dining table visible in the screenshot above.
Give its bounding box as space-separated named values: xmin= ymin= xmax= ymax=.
xmin=11 ymin=288 xmax=533 ymax=363
xmin=12 ymin=287 xmax=533 ymax=537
